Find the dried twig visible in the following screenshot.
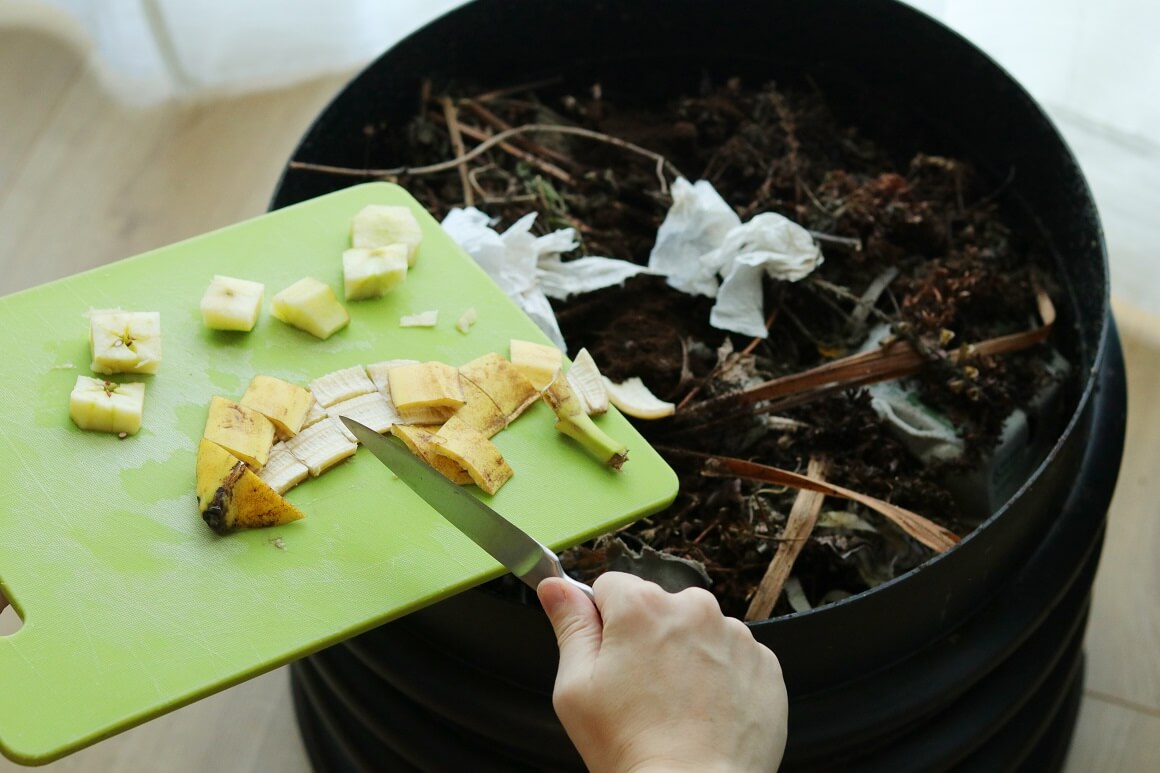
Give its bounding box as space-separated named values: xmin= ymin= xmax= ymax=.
xmin=289 ymin=123 xmax=684 ymax=194
xmin=461 ymin=99 xmax=580 ymax=171
xmin=441 ymin=98 xmax=474 ymax=207
xmin=681 ymin=288 xmax=1055 ymax=420
xmin=702 ymin=455 xmax=960 ymax=553
xmin=675 ymin=309 xmax=778 ymax=412
xmin=454 ymin=122 xmax=574 ymax=185
xmin=745 ymin=456 xmax=829 ymax=620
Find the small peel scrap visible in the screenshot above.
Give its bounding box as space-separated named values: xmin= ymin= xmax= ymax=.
xmin=702 ymin=454 xmax=959 ymax=553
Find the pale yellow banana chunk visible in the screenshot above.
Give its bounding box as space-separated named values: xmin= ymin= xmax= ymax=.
xmin=350 ymin=204 xmax=423 ymax=266
xmin=342 ymin=245 xmax=408 ymax=301
xmin=68 ymin=376 xmax=145 ymax=435
xmin=309 ymin=365 xmax=376 ymax=408
xmin=300 ymin=400 xmax=328 ymax=430
xmin=271 ymin=277 xmax=350 ymax=340
xmin=400 ymin=310 xmax=439 ymax=328
xmin=285 ymin=417 xmax=357 ymax=476
xmin=366 ymin=359 xmax=420 ymax=393
xmin=89 ymin=310 xmax=162 ymax=375
xmin=200 ymin=275 xmax=264 ymax=332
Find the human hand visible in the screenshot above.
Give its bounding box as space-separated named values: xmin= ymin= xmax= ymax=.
xmin=537 ymin=572 xmax=788 ymax=772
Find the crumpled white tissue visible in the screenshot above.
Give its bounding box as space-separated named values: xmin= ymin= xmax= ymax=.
xmin=648 ymin=178 xmax=824 ymax=338
xmin=441 ymin=207 xmax=655 ymax=350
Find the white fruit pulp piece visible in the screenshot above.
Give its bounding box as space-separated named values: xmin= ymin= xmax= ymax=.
xmin=284 ymin=417 xmax=357 ymax=476
xmin=350 ymin=204 xmax=423 ymax=266
xmin=327 ymin=391 xmax=401 ymax=434
xmin=399 ymin=310 xmax=438 ymax=328
xmin=342 ymin=245 xmax=408 ymax=301
xmin=309 ymin=365 xmax=376 ymax=408
xmin=200 ymin=275 xmax=264 ymax=332
xmin=257 ymin=442 xmax=310 ymax=494
xmin=89 ymin=310 xmax=162 ymax=374
xmin=270 ymin=277 xmax=349 ymax=340
xmin=300 ymin=400 xmax=328 ymax=430
xmin=68 ymin=376 xmax=145 ymax=435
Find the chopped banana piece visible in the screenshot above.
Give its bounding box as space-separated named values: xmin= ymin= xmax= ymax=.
xmin=543 ymin=379 xmax=628 ymax=470
xmin=366 ymin=359 xmax=420 ymax=392
xmin=327 ymin=391 xmax=400 ymax=434
xmin=390 ymin=424 xmax=473 ymax=485
xmin=69 ymin=376 xmax=145 ymax=435
xmin=458 ymin=353 xmax=539 ymax=425
xmin=257 ymin=442 xmax=310 ymax=494
xmin=388 ymin=361 xmax=465 ymax=411
xmin=455 ymin=307 xmax=477 ymax=334
xmin=351 ymin=204 xmax=423 ymax=266
xmin=400 ymin=310 xmax=439 ymax=327
xmin=452 ymin=377 xmax=506 ymax=438
xmin=301 ymin=400 xmax=328 ymax=430
xmin=203 ymin=396 xmax=276 ymax=468
xmin=285 ymin=417 xmax=357 ymax=476
xmin=271 ymin=277 xmax=350 ymax=340
xmin=89 ymin=310 xmax=162 ymax=375
xmin=602 ymin=377 xmax=676 ymax=419
xmin=510 ymin=339 xmax=563 ymax=390
xmin=200 ymin=275 xmax=264 ymax=332
xmin=197 ymin=438 xmax=304 ymax=533
xmin=431 ymin=416 xmax=514 ymax=495
xmin=309 ymin=365 xmax=376 ymax=408
xmin=566 ymin=348 xmax=609 ymax=416
xmin=240 ymin=375 xmax=315 ymax=436
xmin=342 ymin=245 xmax=408 ymax=301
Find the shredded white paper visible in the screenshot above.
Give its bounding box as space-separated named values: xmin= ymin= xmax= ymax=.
xmin=648 ymin=178 xmax=824 ymax=338
xmin=441 ymin=207 xmax=655 ymax=350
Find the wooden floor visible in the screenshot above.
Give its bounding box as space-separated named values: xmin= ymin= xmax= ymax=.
xmin=1 ymin=22 xmax=1157 ymax=772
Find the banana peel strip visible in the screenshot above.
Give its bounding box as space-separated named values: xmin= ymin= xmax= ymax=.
xmin=702 ymin=455 xmax=959 ymax=553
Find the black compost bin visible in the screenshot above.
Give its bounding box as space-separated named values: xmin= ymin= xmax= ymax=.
xmin=271 ymin=1 xmax=1128 ymax=769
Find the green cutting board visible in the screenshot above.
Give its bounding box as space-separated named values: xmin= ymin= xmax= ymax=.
xmin=0 ymin=182 xmax=677 ymax=764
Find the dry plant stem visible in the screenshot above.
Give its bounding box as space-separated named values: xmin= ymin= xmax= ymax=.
xmin=440 ymin=98 xmax=474 ymax=207
xmin=702 ymin=455 xmax=960 ymax=553
xmin=683 ymin=289 xmax=1055 ymax=419
xmin=288 ymin=123 xmax=684 ymax=194
xmin=454 ymin=122 xmax=574 ymax=185
xmin=473 ymin=76 xmax=564 ymax=103
xmin=460 ymin=99 xmax=580 ymax=171
xmin=745 ymin=456 xmax=829 ymax=621
xmin=676 ymin=309 xmax=779 ymax=413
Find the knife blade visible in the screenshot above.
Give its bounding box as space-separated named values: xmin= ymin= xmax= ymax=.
xmin=341 ymin=417 xmax=595 ymax=601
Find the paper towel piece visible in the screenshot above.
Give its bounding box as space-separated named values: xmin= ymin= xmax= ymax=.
xmin=648 ymin=178 xmax=823 ymax=338
xmin=441 ymin=207 xmax=655 ymax=350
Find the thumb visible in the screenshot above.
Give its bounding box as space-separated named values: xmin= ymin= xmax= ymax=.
xmin=537 ymin=577 xmax=602 ymax=671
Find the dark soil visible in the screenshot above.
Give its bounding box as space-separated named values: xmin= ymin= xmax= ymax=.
xmin=374 ymin=78 xmax=1062 ymax=619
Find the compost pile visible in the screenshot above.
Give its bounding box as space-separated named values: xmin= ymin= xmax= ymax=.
xmin=316 ymin=78 xmax=1065 ymax=619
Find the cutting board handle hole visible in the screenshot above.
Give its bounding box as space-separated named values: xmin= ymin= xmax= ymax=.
xmin=0 ymin=596 xmax=22 ymax=636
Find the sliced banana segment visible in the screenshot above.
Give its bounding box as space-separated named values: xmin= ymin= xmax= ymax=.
xmin=327 ymin=391 xmax=400 ymax=434
xmin=602 ymin=377 xmax=675 ymax=419
xmin=300 ymin=400 xmax=328 ymax=431
xmin=388 ymin=361 xmax=465 ymax=411
xmin=285 ymin=417 xmax=357 ymax=476
xmin=89 ymin=310 xmax=162 ymax=375
xmin=566 ymin=348 xmax=609 ymax=416
xmin=309 ymin=365 xmax=376 ymax=408
xmin=258 ymin=441 xmax=310 ymax=494
xmin=390 ymin=424 xmax=473 ymax=485
xmin=430 ymin=415 xmax=513 ymax=495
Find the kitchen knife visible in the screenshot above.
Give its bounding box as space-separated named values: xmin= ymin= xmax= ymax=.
xmin=341 ymin=416 xmax=596 ymax=601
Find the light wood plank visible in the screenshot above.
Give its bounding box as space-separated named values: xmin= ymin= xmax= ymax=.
xmin=0 ymin=27 xmax=85 ymax=196
xmin=1064 ymin=695 xmax=1160 ymax=773
xmin=1081 ymin=329 xmax=1160 ymax=712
